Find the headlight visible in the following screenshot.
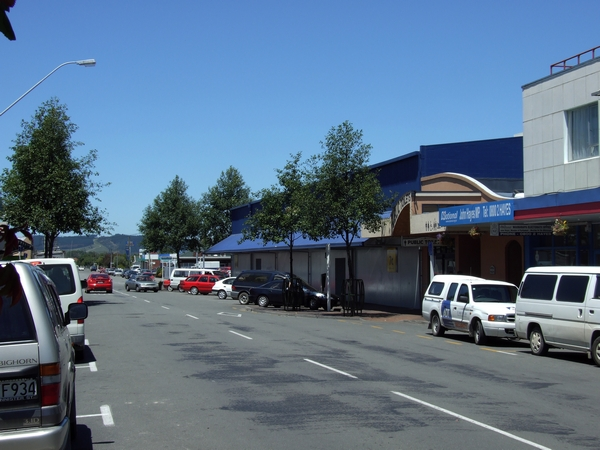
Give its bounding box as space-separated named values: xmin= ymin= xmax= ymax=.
xmin=488 ymin=315 xmax=507 ymax=322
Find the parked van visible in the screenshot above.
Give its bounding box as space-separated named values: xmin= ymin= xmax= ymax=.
xmin=515 ymin=266 xmax=600 ymax=365
xmin=27 ymin=257 xmax=87 ymax=359
xmin=168 ymin=268 xmax=225 ymax=291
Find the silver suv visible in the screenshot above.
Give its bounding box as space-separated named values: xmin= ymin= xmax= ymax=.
xmin=0 ymin=261 xmax=88 ymax=449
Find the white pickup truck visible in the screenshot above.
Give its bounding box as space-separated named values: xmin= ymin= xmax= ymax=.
xmin=422 ymin=274 xmax=518 ymax=345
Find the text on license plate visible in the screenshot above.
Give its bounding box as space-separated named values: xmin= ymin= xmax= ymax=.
xmin=1 ymin=379 xmax=37 ymax=402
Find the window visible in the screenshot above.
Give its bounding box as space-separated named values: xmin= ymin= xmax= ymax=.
xmin=520 ymin=274 xmax=557 ymax=300
xmin=568 ymin=103 xmax=599 ymax=161
xmin=556 ymin=275 xmax=589 ymax=303
xmin=427 ymin=282 xmax=444 ymax=296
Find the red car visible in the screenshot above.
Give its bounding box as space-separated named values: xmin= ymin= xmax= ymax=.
xmin=179 ymin=274 xmax=219 ymax=295
xmin=86 ymin=273 xmax=113 ymax=293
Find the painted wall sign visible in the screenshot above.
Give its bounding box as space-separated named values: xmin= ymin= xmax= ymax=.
xmin=439 ymin=200 xmax=514 ymax=226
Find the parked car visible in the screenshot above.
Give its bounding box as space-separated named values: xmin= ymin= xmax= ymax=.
xmin=168 ymin=268 xmax=223 ymax=291
xmin=179 ymin=274 xmax=220 ymax=295
xmin=422 ymin=274 xmax=518 ymax=345
xmin=0 ymin=261 xmax=88 ymax=449
xmin=231 ymin=270 xmax=288 ymax=304
xmin=125 ymin=275 xmax=159 ymax=292
xmin=212 ymin=276 xmax=236 ymax=299
xmin=114 ymin=268 xmax=124 ymax=276
xmin=78 ymin=265 xmax=84 ymax=271
xmin=85 ymin=273 xmax=113 ymax=293
xmin=250 ymin=277 xmax=339 ymax=310
xmin=107 ymin=267 xmax=116 ymax=276
xmin=27 ymin=257 xmax=87 ymax=359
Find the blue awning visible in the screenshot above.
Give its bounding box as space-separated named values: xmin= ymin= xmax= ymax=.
xmin=208 ymin=233 xmax=368 ymax=253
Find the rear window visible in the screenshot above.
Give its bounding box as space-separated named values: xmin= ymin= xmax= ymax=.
xmin=519 ymin=274 xmax=557 ymax=300
xmin=0 ymin=293 xmax=36 ymax=343
xmin=36 ymin=264 xmax=75 ymax=296
xmin=427 ymin=282 xmax=445 ymax=296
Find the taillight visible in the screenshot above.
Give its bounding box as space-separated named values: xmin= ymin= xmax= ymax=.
xmin=40 ymin=363 xmax=61 ymax=406
xmin=77 ymin=296 xmax=84 ymax=324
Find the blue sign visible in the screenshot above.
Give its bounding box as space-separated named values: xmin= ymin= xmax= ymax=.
xmin=439 ymin=200 xmax=514 ymax=226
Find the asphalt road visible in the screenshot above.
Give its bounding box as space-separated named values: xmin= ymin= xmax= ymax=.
xmin=71 ymin=273 xmax=600 ymax=450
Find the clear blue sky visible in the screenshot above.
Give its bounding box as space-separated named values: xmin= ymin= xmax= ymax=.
xmin=2 ymin=1 xmax=599 ymax=236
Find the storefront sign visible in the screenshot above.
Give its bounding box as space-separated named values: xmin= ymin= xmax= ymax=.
xmin=490 ymin=223 xmax=552 ymax=236
xmin=439 ymin=200 xmax=514 ymax=226
xmin=402 ymin=237 xmax=438 ymax=247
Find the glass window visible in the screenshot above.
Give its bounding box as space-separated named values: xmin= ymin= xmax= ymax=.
xmin=568 ymin=103 xmax=599 ymax=161
xmin=556 ymin=275 xmax=589 ymax=303
xmin=0 ymin=291 xmax=36 ymax=343
xmin=427 ymin=282 xmax=445 ymax=296
xmin=520 ymin=274 xmax=557 ymax=300
xmin=446 ymin=283 xmax=458 ymax=300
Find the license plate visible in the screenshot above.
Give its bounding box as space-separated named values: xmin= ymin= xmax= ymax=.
xmin=1 ymin=379 xmax=38 ymax=402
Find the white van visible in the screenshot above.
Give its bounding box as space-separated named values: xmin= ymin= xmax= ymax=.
xmin=168 ymin=268 xmax=226 ymax=291
xmin=27 ymin=257 xmax=87 ymax=359
xmin=515 ymin=266 xmax=600 ymax=365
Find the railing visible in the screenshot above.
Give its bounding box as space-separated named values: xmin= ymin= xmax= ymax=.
xmin=551 ymin=46 xmax=600 ymax=74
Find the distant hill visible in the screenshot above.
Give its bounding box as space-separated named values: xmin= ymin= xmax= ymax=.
xmin=33 ymin=234 xmax=144 ymax=254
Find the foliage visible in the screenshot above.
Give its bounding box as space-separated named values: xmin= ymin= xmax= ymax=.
xmin=199 ymin=166 xmax=252 ymax=249
xmin=138 ymin=176 xmax=201 ymax=268
xmin=241 ymin=153 xmax=308 ymax=276
xmin=0 ymin=0 xmax=16 ymax=41
xmin=306 ymin=121 xmax=390 ymax=280
xmin=552 ymin=218 xmax=569 ymax=236
xmin=0 ymin=98 xmax=112 ymax=257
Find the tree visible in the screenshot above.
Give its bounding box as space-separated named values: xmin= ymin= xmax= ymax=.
xmin=199 ymin=166 xmax=252 ymax=249
xmin=241 ymin=153 xmax=308 ymax=277
xmin=138 ymin=176 xmax=201 ymax=268
xmin=307 ymin=121 xmax=390 ymax=280
xmin=0 ymin=98 xmax=112 ymax=257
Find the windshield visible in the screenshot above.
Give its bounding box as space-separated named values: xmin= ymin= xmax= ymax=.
xmin=471 ymin=284 xmax=517 ymax=303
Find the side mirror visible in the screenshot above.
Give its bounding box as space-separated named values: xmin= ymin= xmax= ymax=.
xmin=65 ymin=302 xmax=89 ymax=323
xmin=458 ymin=294 xmax=469 ymax=303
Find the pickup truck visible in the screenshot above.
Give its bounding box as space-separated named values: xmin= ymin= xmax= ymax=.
xmin=421 ymin=274 xmax=518 ymax=345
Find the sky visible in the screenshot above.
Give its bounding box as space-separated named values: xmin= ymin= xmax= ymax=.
xmin=2 ymin=1 xmax=600 ymax=236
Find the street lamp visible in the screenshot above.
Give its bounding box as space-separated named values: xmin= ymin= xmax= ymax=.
xmin=0 ymin=58 xmax=96 ymax=117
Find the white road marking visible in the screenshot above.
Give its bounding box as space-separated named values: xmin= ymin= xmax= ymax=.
xmin=143 ymin=299 xmax=150 ymax=303
xmin=186 ymin=314 xmax=199 ymax=320
xmin=229 ymin=330 xmax=252 ymax=340
xmin=218 ymin=312 xmax=242 ymax=317
xmin=304 ymin=359 xmax=358 ymax=379
xmin=75 ymin=361 xmax=97 ymax=372
xmin=162 ymin=306 xmax=170 ymax=310
xmin=78 ymin=404 xmax=115 ymax=427
xmin=390 ymin=391 xmax=551 ymax=450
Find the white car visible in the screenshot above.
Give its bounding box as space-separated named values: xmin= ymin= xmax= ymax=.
xmin=212 ymin=277 xmax=236 ymax=299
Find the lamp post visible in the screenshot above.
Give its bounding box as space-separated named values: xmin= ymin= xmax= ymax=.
xmin=0 ymin=59 xmax=96 ymax=117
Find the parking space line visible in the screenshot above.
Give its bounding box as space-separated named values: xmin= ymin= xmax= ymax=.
xmin=186 ymin=314 xmax=199 ymax=320
xmin=78 ymin=404 xmax=114 ymax=427
xmin=229 ymin=330 xmax=252 ymax=340
xmin=481 ymin=348 xmax=517 ymax=356
xmin=161 ymin=306 xmax=170 ymax=310
xmin=304 ymin=358 xmax=358 ymax=379
xmin=75 ymin=361 xmax=97 ymax=371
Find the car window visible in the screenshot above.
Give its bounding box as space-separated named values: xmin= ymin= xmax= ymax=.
xmin=37 ymin=264 xmax=75 ymax=296
xmin=427 ymin=281 xmax=445 ymax=296
xmin=36 ymin=273 xmax=66 ymax=329
xmin=200 ymin=276 xmax=209 ymax=282
xmin=0 ymin=288 xmax=36 ymax=343
xmin=472 ymin=285 xmax=517 ymax=303
xmin=556 ymin=275 xmax=589 ymax=303
xmin=520 ymin=274 xmax=557 ymax=300
xmin=457 ymin=284 xmax=469 ymax=301
xmin=446 ymin=283 xmax=458 ymax=301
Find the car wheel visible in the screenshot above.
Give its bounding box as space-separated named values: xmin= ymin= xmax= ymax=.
xmin=125 ymin=285 xmax=130 ymax=291
xmin=167 ymin=285 xmax=174 ymax=292
xmin=136 ymin=286 xmax=140 ymax=292
xmin=218 ymin=290 xmax=227 ymax=299
xmin=529 ymin=326 xmax=548 ymax=356
xmin=309 ymin=298 xmax=319 ymax=310
xmin=592 ymin=336 xmax=600 ymax=366
xmin=473 ymin=320 xmax=487 ymax=345
xmin=154 ymin=289 xmax=158 ymax=293
xmin=431 ymin=313 xmax=445 ymax=336
xmin=190 ymin=287 xmax=199 ymax=295
xmin=179 ymin=286 xmax=185 ymax=293
xmin=238 ymin=292 xmax=250 ymax=305
xmin=69 ymin=385 xmax=77 ymax=438
xmin=257 ymin=295 xmax=269 ymax=307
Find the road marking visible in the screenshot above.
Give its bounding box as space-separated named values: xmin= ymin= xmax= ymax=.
xmin=78 ymin=404 xmax=115 ymax=427
xmin=371 ymin=325 xmax=383 ymax=329
xmin=481 ymin=348 xmax=517 ymax=356
xmin=162 ymin=306 xmax=170 ymax=310
xmin=392 ymin=330 xmax=405 ymax=334
xmin=186 ymin=314 xmax=199 ymax=320
xmin=229 ymin=330 xmax=252 ymax=340
xmin=218 ymin=312 xmax=242 ymax=317
xmin=304 ymin=359 xmax=358 ymax=379
xmin=144 ymin=299 xmax=150 ymax=303
xmin=417 ymin=335 xmax=433 ymax=340
xmin=75 ymin=361 xmax=97 ymax=372
xmin=391 ymin=391 xmax=551 ymax=450
xmin=445 ymin=340 xmax=462 ymax=345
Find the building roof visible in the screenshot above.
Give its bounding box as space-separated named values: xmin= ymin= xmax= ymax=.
xmin=208 ymin=233 xmax=367 ymax=253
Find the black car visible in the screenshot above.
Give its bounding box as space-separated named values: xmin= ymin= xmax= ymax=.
xmin=231 ymin=270 xmax=288 ymax=305
xmin=249 ymin=277 xmax=340 ymax=310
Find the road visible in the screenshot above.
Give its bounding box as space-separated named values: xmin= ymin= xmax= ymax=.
xmin=72 ymin=274 xmax=600 ymax=450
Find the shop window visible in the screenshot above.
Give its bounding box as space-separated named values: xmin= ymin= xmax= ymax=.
xmin=567 ymin=103 xmax=599 ymax=161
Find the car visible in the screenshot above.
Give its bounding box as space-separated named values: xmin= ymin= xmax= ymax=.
xmin=78 ymin=265 xmax=84 ymax=271
xmin=114 ymin=268 xmax=124 ymax=276
xmin=250 ymin=277 xmax=339 ymax=310
xmin=90 ymin=265 xmax=97 ymax=272
xmin=212 ymin=276 xmax=236 ymax=299
xmin=107 ymin=267 xmax=116 ymax=276
xmin=140 ymin=270 xmax=155 ymax=279
xmin=85 ymin=273 xmax=113 ymax=293
xmin=179 ymin=274 xmax=220 ymax=295
xmin=122 ymin=269 xmax=135 ymax=279
xmin=231 ymin=270 xmax=288 ymax=304
xmin=422 ymin=274 xmax=518 ymax=345
xmin=125 ymin=275 xmax=159 ymax=292
xmin=0 ymin=261 xmax=88 ymax=449
xmin=27 ymin=257 xmax=88 ymax=359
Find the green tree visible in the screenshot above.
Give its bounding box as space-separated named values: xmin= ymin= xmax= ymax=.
xmin=199 ymin=166 xmax=252 ymax=249
xmin=241 ymin=153 xmax=308 ymax=277
xmin=307 ymin=121 xmax=391 ymax=280
xmin=138 ymin=176 xmax=201 ymax=268
xmin=0 ymin=98 xmax=112 ymax=257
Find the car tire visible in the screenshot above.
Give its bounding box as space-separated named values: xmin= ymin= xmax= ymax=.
xmin=69 ymin=385 xmax=77 ymax=438
xmin=179 ymin=286 xmax=185 ymax=293
xmin=529 ymin=326 xmax=549 ymax=356
xmin=431 ymin=313 xmax=445 ymax=336
xmin=125 ymin=285 xmax=130 ymax=291
xmin=154 ymin=289 xmax=158 ymax=293
xmin=136 ymin=286 xmax=140 ymax=292
xmin=309 ymin=298 xmax=319 ymax=310
xmin=591 ymin=336 xmax=600 ymax=366
xmin=190 ymin=287 xmax=199 ymax=295
xmin=238 ymin=292 xmax=250 ymax=305
xmin=473 ymin=320 xmax=487 ymax=345
xmin=218 ymin=290 xmax=227 ymax=299
xmin=257 ymin=295 xmax=269 ymax=307
xmin=167 ymin=285 xmax=174 ymax=292
xmin=107 ymin=290 xmax=112 ymax=294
